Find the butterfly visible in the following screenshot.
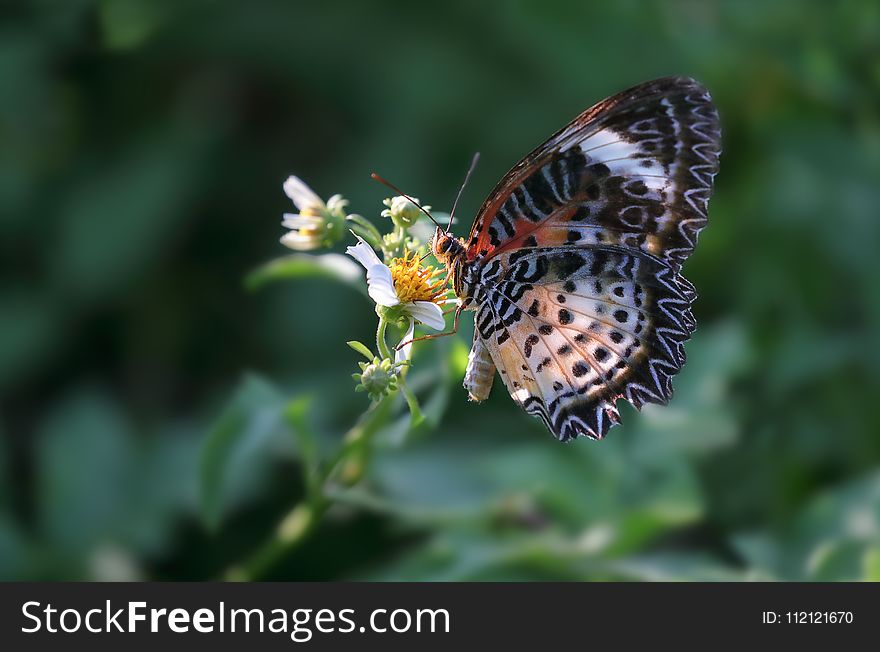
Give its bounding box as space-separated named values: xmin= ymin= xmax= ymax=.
xmin=430 ymin=76 xmax=721 ymax=442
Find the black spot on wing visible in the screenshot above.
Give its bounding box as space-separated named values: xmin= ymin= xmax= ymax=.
xmin=550 ymin=251 xmax=586 ymax=279
xmin=523 ymin=333 xmax=539 ymax=358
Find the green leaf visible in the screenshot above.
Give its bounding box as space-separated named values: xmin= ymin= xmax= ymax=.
xmin=245 ymin=253 xmax=366 ymax=293
xmin=346 ymin=340 xmax=374 ymax=360
xmin=199 ymin=374 xmax=293 ymax=530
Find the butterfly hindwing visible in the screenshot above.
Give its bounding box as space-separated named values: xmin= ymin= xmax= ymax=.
xmin=472 ymin=246 xmax=696 ymax=440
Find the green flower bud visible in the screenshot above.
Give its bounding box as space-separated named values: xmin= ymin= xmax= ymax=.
xmin=381 ymin=195 xmax=429 ymax=229
xmin=382 ymin=230 xmax=405 ymax=259
xmin=354 ymin=357 xmax=399 ymax=401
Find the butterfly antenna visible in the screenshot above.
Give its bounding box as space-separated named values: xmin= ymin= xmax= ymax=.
xmin=370 ymin=172 xmax=443 ymax=230
xmin=447 ymin=151 xmax=480 ymax=232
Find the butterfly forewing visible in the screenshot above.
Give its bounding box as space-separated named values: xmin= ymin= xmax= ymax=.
xmin=461 ymin=76 xmax=720 ymax=441
xmin=466 ymin=76 xmax=720 ymax=271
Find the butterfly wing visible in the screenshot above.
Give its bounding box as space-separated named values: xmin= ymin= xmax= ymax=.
xmin=473 ymin=247 xmax=696 ymax=440
xmin=466 ymin=76 xmax=720 ymax=272
xmin=465 ymin=76 xmax=720 ymax=441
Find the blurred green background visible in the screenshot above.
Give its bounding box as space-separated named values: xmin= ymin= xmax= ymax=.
xmin=2 ymin=0 xmax=880 ymax=581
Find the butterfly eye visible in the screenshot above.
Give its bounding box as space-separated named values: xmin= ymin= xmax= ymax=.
xmin=433 ymin=233 xmax=449 ymax=253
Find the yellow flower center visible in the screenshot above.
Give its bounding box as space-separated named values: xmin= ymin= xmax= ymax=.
xmin=299 ymin=205 xmax=324 ymax=218
xmin=389 ymin=250 xmax=446 ymax=304
xmin=294 ymin=209 xmax=327 ymax=239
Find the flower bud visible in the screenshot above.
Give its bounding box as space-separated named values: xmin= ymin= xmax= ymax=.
xmin=381 ymin=195 xmax=429 ymax=229
xmin=354 ymin=357 xmax=399 ymax=401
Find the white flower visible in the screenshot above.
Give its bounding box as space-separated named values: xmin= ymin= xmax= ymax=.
xmin=346 ymin=237 xmax=447 ymax=362
xmin=280 ymin=176 xmax=347 ymax=251
xmin=284 ymin=176 xmax=323 ymax=212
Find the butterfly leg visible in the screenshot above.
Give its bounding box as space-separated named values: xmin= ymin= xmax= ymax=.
xmin=395 ymin=305 xmax=462 ymax=350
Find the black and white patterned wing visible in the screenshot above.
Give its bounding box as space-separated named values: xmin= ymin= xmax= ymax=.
xmin=465 ymin=76 xmax=721 ymax=272
xmin=461 ymin=77 xmax=720 ymax=441
xmin=473 ymin=247 xmax=696 ymax=441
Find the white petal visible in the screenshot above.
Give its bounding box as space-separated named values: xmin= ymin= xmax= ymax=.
xmin=309 ymin=253 xmax=363 ymax=282
xmin=366 ymin=264 xmax=399 ymax=306
xmin=325 ymin=194 xmax=348 ymax=213
xmin=283 ymin=176 xmax=323 ymax=210
xmin=280 ymin=232 xmax=320 ymax=251
xmin=408 ymin=301 xmax=446 ymax=330
xmin=345 ymin=237 xmax=383 ymax=270
xmin=282 ymin=213 xmax=322 ymax=229
xmin=345 ymin=237 xmax=399 ymax=307
xmin=395 ymin=318 xmax=415 ymax=365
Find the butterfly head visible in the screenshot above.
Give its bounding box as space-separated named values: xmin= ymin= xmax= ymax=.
xmin=430 ymin=227 xmax=465 ymax=266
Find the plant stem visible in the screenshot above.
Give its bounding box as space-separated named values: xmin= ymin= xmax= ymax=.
xmin=224 ymin=395 xmax=394 ymax=581
xmin=398 ymin=376 xmax=424 ymax=427
xmin=376 ymin=318 xmax=391 ymax=360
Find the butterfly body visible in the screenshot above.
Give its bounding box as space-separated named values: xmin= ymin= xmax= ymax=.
xmin=431 ymin=77 xmax=721 ymax=442
xmin=462 ymin=333 xmax=495 ymax=402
